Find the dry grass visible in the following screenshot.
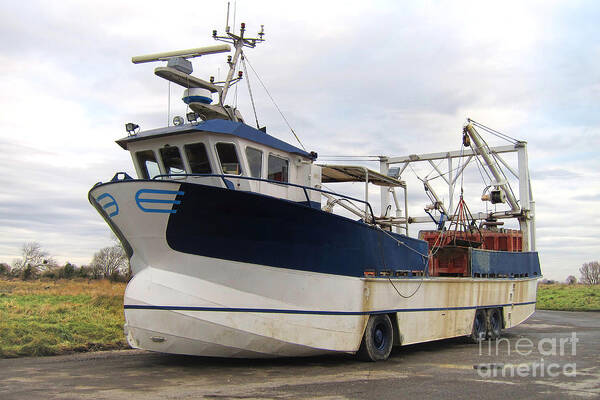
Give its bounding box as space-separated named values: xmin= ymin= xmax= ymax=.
xmin=0 ymin=278 xmax=125 ymax=297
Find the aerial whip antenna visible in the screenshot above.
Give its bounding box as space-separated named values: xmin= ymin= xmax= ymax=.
xmin=225 ymin=2 xmax=230 ymax=33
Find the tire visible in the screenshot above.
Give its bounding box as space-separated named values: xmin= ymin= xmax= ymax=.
xmin=468 ymin=309 xmax=487 ymax=343
xmin=357 ymin=314 xmax=394 ymax=361
xmin=487 ymin=308 xmax=502 ymax=340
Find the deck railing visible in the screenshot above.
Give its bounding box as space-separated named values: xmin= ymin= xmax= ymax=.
xmin=152 ymin=173 xmax=376 ymax=223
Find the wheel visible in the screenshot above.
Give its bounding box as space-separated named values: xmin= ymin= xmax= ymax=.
xmin=357 ymin=314 xmax=394 ymax=361
xmin=487 ymin=308 xmax=502 ymax=340
xmin=468 ymin=309 xmax=487 ymax=343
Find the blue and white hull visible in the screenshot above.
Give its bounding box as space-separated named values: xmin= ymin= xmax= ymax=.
xmin=89 ymin=179 xmax=539 ymax=358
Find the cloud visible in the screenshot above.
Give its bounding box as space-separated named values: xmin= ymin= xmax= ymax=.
xmin=532 ymin=169 xmax=581 ymax=180
xmin=572 ymin=194 xmax=600 ymax=201
xmin=1 ymin=0 xmax=599 ymax=281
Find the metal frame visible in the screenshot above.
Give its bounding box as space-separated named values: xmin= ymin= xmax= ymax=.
xmin=379 ymin=125 xmax=535 ymax=251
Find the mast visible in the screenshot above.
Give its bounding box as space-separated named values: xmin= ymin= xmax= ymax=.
xmin=130 ymin=18 xmax=264 ymax=123
xmin=213 ymin=22 xmax=265 ymax=110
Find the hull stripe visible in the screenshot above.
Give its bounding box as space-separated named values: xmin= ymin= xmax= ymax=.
xmin=124 ymin=301 xmax=536 ymax=315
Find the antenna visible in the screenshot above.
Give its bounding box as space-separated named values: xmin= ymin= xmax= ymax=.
xmin=132 ymin=44 xmax=231 ymax=64
xmin=225 ymin=2 xmax=230 ymax=33
xmin=212 ymin=22 xmax=265 ymax=105
xmin=130 ymin=6 xmax=266 ymax=123
xmin=233 ymin=1 xmax=237 ymax=35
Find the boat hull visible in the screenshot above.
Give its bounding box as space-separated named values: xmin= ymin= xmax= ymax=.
xmin=89 ymin=179 xmax=539 ymax=358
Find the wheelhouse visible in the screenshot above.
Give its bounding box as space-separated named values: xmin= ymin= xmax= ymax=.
xmin=116 ymin=119 xmax=324 ymax=207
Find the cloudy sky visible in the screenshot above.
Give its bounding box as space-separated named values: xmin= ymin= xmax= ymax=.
xmin=0 ymin=0 xmax=598 ymax=280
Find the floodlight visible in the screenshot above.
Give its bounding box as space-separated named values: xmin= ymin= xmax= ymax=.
xmin=125 ymin=123 xmax=139 ymax=135
xmin=388 ymin=167 xmax=401 ymax=178
xmin=186 ymin=112 xmax=200 ymax=124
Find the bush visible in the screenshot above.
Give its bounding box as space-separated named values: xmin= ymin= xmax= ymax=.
xmin=77 ymin=266 xmax=90 ymax=278
xmin=0 ymin=263 xmax=10 ymax=276
xmin=109 ymin=270 xmax=128 ymax=282
xmin=59 ymin=263 xmax=76 ymax=279
xmin=41 ymin=269 xmax=57 ymax=279
xmin=21 ymin=265 xmax=36 ymax=280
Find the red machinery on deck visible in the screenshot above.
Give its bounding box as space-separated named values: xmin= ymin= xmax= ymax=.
xmin=419 ymin=229 xmax=523 ymax=277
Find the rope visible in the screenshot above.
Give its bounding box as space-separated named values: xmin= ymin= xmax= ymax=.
xmin=242 ymin=54 xmax=307 ymax=151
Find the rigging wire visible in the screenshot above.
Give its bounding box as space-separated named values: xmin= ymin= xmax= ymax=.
xmin=319 ymin=159 xmax=379 ymax=162
xmin=493 ymin=156 xmax=517 ymax=200
xmin=469 ymin=119 xmax=519 ymax=144
xmin=386 ymin=262 xmax=428 ymax=298
xmin=473 ymin=151 xmax=493 ymax=184
xmin=319 ymin=155 xmax=380 ymax=162
xmin=234 ymin=73 xmax=239 ymax=109
xmin=381 ymin=120 xmax=521 ymax=299
xmin=319 ymin=155 xmax=380 ymax=157
xmin=424 ymin=158 xmax=445 ymax=180
xmin=374 ymin=226 xmax=428 ymax=299
xmin=469 ymin=129 xmax=519 ymax=207
xmin=167 ymin=81 xmax=171 ymax=126
xmin=242 ymin=54 xmax=307 ymax=151
xmin=489 ymin=149 xmax=519 ymax=206
xmin=240 ymin=52 xmax=260 ymax=129
xmin=417 ymin=158 xmax=470 ymax=183
xmin=184 ymin=70 xmax=192 ymax=120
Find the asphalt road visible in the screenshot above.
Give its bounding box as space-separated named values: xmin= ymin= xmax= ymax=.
xmin=1 ymin=310 xmax=598 ymax=399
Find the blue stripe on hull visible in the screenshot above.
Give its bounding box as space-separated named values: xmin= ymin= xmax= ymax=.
xmin=124 ymin=301 xmax=537 ymax=315
xmin=165 ymin=182 xmax=429 ymax=278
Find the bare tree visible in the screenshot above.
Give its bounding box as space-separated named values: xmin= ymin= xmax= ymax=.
xmin=580 ymin=261 xmax=600 ymax=285
xmin=90 ymin=245 xmax=128 ymax=280
xmin=565 ymin=275 xmax=577 ymax=285
xmin=12 ymin=242 xmax=56 ymax=273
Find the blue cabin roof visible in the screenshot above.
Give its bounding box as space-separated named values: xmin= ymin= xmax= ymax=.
xmin=116 ymin=119 xmax=314 ymax=159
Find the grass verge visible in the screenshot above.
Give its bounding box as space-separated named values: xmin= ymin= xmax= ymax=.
xmin=537 ymin=284 xmax=600 ymax=311
xmin=1 ymin=279 xmax=598 ymax=358
xmin=0 ymin=279 xmax=128 ymax=358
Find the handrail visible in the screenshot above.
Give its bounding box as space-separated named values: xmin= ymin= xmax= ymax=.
xmin=152 ymin=173 xmax=377 ymax=223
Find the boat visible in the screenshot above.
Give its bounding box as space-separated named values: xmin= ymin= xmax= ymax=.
xmin=89 ymin=19 xmax=541 ymax=361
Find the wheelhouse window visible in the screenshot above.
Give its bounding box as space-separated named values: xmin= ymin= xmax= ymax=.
xmin=184 ymin=142 xmax=212 ymax=174
xmin=268 ymin=154 xmax=289 ymax=182
xmin=245 ymin=147 xmax=263 ymax=178
xmin=136 ymin=150 xmax=160 ymax=179
xmin=216 ymin=142 xmax=241 ymax=175
xmin=159 ymin=146 xmax=185 ymax=175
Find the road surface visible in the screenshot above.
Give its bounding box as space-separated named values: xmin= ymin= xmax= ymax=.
xmin=1 ymin=310 xmax=599 ymax=399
